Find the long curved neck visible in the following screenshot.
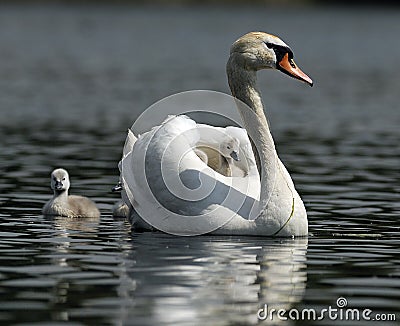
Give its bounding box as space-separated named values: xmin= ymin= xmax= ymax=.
xmin=227 ymin=57 xmax=278 ymax=208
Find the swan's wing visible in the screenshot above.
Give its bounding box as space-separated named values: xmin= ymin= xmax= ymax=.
xmin=120 ymin=115 xmax=261 ymax=234
xmin=196 ymin=123 xmax=225 ymax=146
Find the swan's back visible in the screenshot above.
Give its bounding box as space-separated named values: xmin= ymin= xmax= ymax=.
xmin=120 ymin=115 xmax=261 ymax=231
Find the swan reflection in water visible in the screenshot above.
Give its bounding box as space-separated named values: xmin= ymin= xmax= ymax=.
xmin=50 ymin=216 xmax=101 ymax=266
xmin=36 ymin=214 xmax=307 ymax=325
xmin=120 ymin=235 xmax=308 ymax=325
xmin=44 ymin=215 xmax=307 ymax=325
xmin=52 ymin=216 xmax=101 ymax=234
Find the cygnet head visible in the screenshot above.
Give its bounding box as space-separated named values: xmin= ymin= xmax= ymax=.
xmin=50 ymin=168 xmax=70 ymax=193
xmin=219 ymin=137 xmax=240 ymax=162
xmin=228 ymin=31 xmax=312 ymax=86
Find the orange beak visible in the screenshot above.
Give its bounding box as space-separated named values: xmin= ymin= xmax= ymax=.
xmin=278 ymin=53 xmax=313 ymax=87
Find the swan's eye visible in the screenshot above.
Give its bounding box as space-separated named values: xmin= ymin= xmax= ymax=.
xmin=265 ymin=42 xmax=273 ymax=49
xmin=227 ymin=146 xmax=231 ymax=150
xmin=62 ymin=177 xmax=66 ymax=181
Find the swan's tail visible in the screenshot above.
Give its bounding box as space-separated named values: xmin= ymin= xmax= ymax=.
xmin=123 ymin=128 xmax=138 ymax=158
xmin=115 ymin=128 xmax=138 ymax=215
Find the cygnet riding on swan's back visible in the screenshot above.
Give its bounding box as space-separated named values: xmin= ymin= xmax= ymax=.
xmin=43 ymin=168 xmax=100 ymax=218
xmin=120 ymin=32 xmax=312 ymax=236
xmin=195 ymin=135 xmax=243 ymax=177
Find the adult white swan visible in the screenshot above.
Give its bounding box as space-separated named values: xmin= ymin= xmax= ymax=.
xmin=120 ymin=32 xmax=312 ymax=236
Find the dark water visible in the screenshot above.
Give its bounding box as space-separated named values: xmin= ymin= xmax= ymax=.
xmin=0 ymin=5 xmax=399 ymax=325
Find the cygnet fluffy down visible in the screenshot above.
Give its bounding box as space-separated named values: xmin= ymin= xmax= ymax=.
xmin=42 ymin=168 xmax=100 ymax=218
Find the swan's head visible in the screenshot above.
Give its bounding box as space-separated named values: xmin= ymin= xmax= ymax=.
xmin=50 ymin=168 xmax=70 ymax=193
xmin=229 ymin=32 xmax=312 ymax=86
xmin=220 ymin=137 xmax=240 ymax=161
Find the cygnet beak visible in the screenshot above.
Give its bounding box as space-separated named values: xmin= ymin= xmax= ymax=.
xmin=230 ymin=150 xmax=240 ymax=161
xmin=54 ymin=181 xmax=63 ymax=191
